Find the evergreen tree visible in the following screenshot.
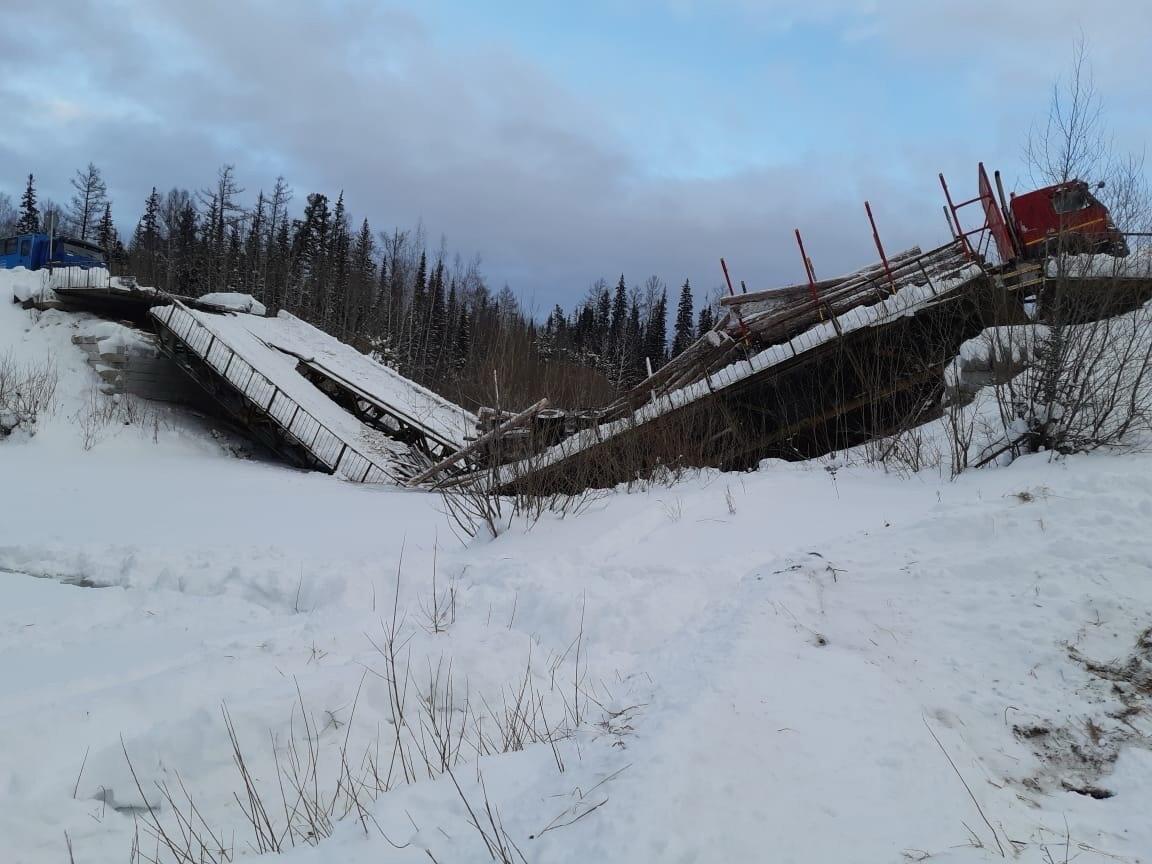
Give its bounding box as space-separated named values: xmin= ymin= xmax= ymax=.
xmin=574 ymin=304 xmax=595 ymax=356
xmin=672 ymin=278 xmax=695 ymax=357
xmin=226 ymin=223 xmax=245 ymax=289
xmin=245 ymin=191 xmax=266 ymax=299
xmin=454 ymin=301 xmax=471 ymax=373
xmin=644 ymin=289 xmax=668 ymax=369
xmin=326 ymin=192 xmax=350 ymax=330
xmin=199 ymin=194 xmax=220 ymax=295
xmin=132 ymin=188 xmax=160 ymax=249
xmin=443 ymin=278 xmax=461 ymax=370
xmin=173 ymin=200 xmax=202 ymax=295
xmin=96 ymin=203 xmax=120 ymax=264
xmin=201 ymin=165 xmax=244 ymax=292
xmin=697 ymin=304 xmax=714 ymax=337
xmin=621 ymin=298 xmax=644 ymax=387
xmin=16 ymin=174 xmax=40 ymax=234
xmin=408 ymin=250 xmax=428 ymax=372
xmin=290 ymin=192 xmax=330 ymax=318
xmin=609 ymin=274 xmax=628 ymax=352
xmin=593 ymin=279 xmax=611 ymax=357
xmin=346 ymin=218 xmax=375 ymax=338
xmin=131 ymin=187 xmax=161 ymax=284
xmin=427 ymin=259 xmax=447 ymax=377
xmin=263 ymin=177 xmax=292 ymax=306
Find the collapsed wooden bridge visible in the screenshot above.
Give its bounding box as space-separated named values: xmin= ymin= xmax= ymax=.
xmin=459 ymin=241 xmax=997 ymax=492
xmin=25 ymin=171 xmax=1152 ymax=495
xmin=150 ymin=299 xmax=476 ymax=483
xmin=420 ymin=238 xmax=1152 ymax=494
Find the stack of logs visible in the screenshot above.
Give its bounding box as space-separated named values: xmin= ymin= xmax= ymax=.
xmin=602 ymin=240 xmax=972 ymax=420
xmin=720 ymin=241 xmax=971 ymax=345
xmin=410 ymin=240 xmax=975 ymax=488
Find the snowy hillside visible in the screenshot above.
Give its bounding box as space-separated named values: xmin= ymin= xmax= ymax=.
xmin=2 ymin=277 xmax=1151 ymax=863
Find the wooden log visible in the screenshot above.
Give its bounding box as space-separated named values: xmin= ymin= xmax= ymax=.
xmin=406 ymin=397 xmax=550 ymax=487
xmin=721 ymin=247 xmax=922 ymax=312
xmin=732 ymin=243 xmax=967 ymax=340
xmin=719 ymin=277 xmax=845 ymax=308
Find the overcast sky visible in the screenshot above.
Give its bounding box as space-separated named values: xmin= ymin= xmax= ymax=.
xmin=1 ymin=1 xmax=1149 ymax=313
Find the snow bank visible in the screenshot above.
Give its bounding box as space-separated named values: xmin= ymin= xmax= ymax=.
xmin=3 ymin=438 xmax=1151 ymax=863
xmin=1046 ymin=245 xmax=1152 ymax=279
xmin=197 ymin=291 xmax=267 ymax=315
xmin=2 ymin=266 xmax=50 ymax=303
xmin=85 ymin=320 xmax=158 ymax=357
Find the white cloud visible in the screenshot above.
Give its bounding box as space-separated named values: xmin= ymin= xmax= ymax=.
xmin=0 ymin=0 xmax=1145 ymax=308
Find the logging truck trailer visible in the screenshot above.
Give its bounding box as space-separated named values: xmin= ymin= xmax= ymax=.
xmin=940 ymin=163 xmax=1128 ymax=265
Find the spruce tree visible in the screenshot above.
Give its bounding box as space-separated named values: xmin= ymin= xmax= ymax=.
xmin=610 ymin=274 xmax=628 ymax=351
xmin=623 ymin=298 xmax=644 ymax=386
xmin=454 ymin=302 xmax=471 ymax=373
xmin=427 ymin=260 xmax=447 ymax=379
xmin=325 ymin=192 xmax=350 ymax=331
xmin=16 ymin=174 xmax=40 ymax=234
xmin=347 ymin=218 xmax=375 ymax=337
xmin=408 ymin=251 xmax=428 ymax=373
xmin=644 ymin=290 xmax=668 ymax=369
xmin=132 ymin=188 xmax=161 ymax=284
xmin=174 ymin=200 xmax=200 ymax=295
xmin=444 ymin=279 xmax=461 ymax=371
xmin=672 ymin=278 xmax=695 ymax=357
xmin=226 ymin=223 xmax=245 ymax=290
xmin=697 ymin=304 xmax=714 ymax=337
xmin=96 ymin=202 xmax=120 ymax=265
xmin=245 ymin=191 xmax=266 ymax=299
xmin=594 ymin=280 xmax=611 ymax=357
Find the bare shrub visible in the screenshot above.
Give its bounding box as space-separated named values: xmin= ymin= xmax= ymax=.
xmin=419 ymin=545 xmax=457 ymax=635
xmin=447 ymin=768 xmax=529 ymax=864
xmin=935 ymin=42 xmax=1152 ymax=471
xmin=987 ymin=302 xmax=1152 ymax=459
xmin=0 ymin=353 xmax=58 ymax=437
xmin=435 ymin=452 xmax=608 ymax=542
xmin=1003 ymin=41 xmax=1152 ymax=458
xmin=123 ymin=563 xmax=595 ymax=862
xmin=75 ymin=386 xmax=161 ymax=451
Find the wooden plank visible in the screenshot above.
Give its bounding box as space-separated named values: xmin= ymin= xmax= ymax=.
xmin=406 ymin=398 xmax=550 ymax=487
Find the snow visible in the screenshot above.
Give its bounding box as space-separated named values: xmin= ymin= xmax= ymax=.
xmin=153 ymin=304 xmax=475 ymax=469
xmin=1047 ymin=247 xmax=1152 ymax=279
xmin=4 ymin=266 xmax=52 ymax=303
xmin=197 ymin=292 xmax=268 ymax=316
xmin=229 ymin=309 xmax=476 ymax=448
xmin=85 ymin=320 xmax=158 ymax=357
xmin=3 ymin=266 xmax=1151 ymax=864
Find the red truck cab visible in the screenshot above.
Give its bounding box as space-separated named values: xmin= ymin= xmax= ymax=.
xmin=1009 ymin=180 xmax=1127 ymax=260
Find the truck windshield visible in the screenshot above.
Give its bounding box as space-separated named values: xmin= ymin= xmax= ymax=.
xmin=1052 ymin=186 xmax=1090 ymax=214
xmin=58 ymin=241 xmax=105 ymax=261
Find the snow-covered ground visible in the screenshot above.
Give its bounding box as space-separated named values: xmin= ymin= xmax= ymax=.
xmin=3 ymin=276 xmax=1151 ymax=863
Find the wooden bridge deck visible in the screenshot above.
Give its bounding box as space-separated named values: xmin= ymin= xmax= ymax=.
xmin=455 ymin=244 xmax=1152 ymax=494
xmin=151 ymin=300 xmax=404 ymax=483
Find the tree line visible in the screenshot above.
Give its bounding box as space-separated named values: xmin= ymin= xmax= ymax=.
xmin=2 ymin=165 xmax=720 ymax=409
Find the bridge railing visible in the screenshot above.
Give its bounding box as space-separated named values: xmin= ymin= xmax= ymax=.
xmin=151 ymin=300 xmax=394 ymax=484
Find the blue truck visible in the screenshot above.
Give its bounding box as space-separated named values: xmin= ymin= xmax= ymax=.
xmin=0 ymin=233 xmax=106 ymax=270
